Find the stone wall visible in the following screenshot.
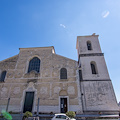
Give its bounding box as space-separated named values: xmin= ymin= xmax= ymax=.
xmin=0 ymin=47 xmax=82 ymax=114
xmin=81 ymin=81 xmax=118 ymax=111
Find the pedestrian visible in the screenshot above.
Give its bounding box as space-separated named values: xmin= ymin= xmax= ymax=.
xmin=99 ymin=111 xmax=101 ymax=115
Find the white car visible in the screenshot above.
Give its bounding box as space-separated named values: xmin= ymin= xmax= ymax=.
xmin=51 ymin=113 xmax=76 ymax=120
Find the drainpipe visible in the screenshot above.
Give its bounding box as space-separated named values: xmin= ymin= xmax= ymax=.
xmin=37 ymin=98 xmax=40 ymax=116
xmin=6 ymin=97 xmax=10 ymax=112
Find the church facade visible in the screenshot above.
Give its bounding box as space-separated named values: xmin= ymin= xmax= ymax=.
xmin=0 ymin=34 xmax=119 ymax=114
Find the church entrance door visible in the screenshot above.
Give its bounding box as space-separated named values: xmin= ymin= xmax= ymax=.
xmin=60 ymin=98 xmax=68 ymax=113
xmin=23 ymin=92 xmax=34 ymax=113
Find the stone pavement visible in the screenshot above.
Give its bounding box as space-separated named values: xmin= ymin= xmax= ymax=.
xmin=0 ymin=114 xmax=119 ymax=120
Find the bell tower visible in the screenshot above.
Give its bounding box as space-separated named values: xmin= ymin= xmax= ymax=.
xmin=76 ymin=33 xmax=119 ymax=114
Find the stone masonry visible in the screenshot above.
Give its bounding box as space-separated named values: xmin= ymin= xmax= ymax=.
xmin=0 ymin=34 xmax=119 ymax=115
xmin=0 ymin=47 xmax=82 ymax=114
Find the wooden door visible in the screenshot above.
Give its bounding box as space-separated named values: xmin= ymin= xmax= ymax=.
xmin=23 ymin=92 xmax=34 ymax=113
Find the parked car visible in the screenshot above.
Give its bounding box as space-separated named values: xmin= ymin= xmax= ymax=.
xmin=51 ymin=113 xmax=76 ymax=120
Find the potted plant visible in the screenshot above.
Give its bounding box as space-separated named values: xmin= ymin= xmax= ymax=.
xmin=66 ymin=111 xmax=76 ymax=119
xmin=22 ymin=111 xmax=32 ymax=120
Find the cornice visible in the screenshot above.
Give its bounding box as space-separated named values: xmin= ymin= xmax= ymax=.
xmin=79 ymin=53 xmax=104 ymax=57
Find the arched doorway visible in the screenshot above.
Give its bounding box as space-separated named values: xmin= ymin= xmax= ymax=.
xmin=23 ymin=92 xmax=34 ymax=113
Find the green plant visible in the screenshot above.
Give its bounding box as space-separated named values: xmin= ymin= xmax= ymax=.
xmin=23 ymin=111 xmax=32 ymax=118
xmin=66 ymin=111 xmax=75 ymax=118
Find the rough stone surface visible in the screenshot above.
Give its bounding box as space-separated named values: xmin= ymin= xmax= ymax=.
xmin=76 ymin=34 xmax=119 ymax=114
xmin=0 ymin=47 xmax=82 ymax=113
xmin=0 ymin=34 xmax=119 ymax=115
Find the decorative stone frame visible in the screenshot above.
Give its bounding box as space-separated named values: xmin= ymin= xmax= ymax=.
xmin=25 ymin=55 xmax=41 ymax=74
xmin=87 ymin=40 xmax=92 ymax=50
xmin=59 ymin=67 xmax=68 ymax=80
xmin=59 ymin=96 xmax=69 ymax=113
xmin=90 ymin=61 xmax=98 ymax=74
xmin=20 ymin=82 xmax=37 ymax=113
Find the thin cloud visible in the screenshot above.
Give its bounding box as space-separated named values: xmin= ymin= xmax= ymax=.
xmin=102 ymin=11 xmax=110 ymax=18
xmin=60 ymin=24 xmax=66 ymax=28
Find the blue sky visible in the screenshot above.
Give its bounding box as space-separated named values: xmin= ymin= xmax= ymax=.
xmin=0 ymin=0 xmax=120 ymax=102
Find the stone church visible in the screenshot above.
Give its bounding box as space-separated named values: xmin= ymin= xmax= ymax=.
xmin=0 ymin=34 xmax=119 ymax=114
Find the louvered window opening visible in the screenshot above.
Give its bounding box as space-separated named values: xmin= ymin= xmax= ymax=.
xmin=28 ymin=57 xmax=40 ymax=73
xmin=87 ymin=42 xmax=92 ymax=50
xmin=60 ymin=68 xmax=67 ymax=79
xmin=91 ymin=63 xmax=97 ymax=74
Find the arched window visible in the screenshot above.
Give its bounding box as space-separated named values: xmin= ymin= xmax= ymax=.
xmin=90 ymin=62 xmax=97 ymax=74
xmin=0 ymin=71 xmax=7 ymax=82
xmin=60 ymin=68 xmax=67 ymax=79
xmin=87 ymin=41 xmax=92 ymax=50
xmin=28 ymin=57 xmax=40 ymax=73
